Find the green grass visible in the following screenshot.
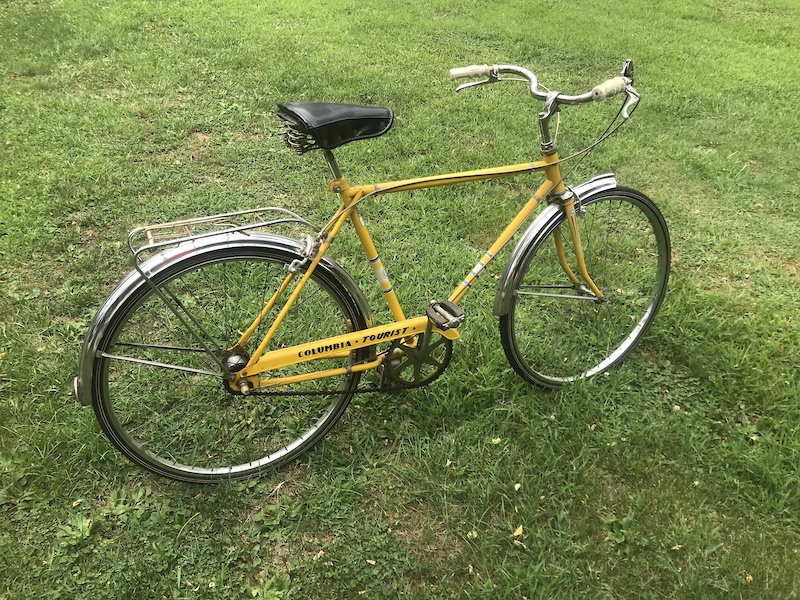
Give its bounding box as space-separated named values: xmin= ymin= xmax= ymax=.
xmin=2 ymin=0 xmax=800 ymax=597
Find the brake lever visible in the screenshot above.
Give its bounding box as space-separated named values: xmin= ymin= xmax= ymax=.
xmin=621 ymin=85 xmax=639 ymax=119
xmin=454 ymin=66 xmax=501 ymax=92
xmin=619 ymin=59 xmax=638 ymax=119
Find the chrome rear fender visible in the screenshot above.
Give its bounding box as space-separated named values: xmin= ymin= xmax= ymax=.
xmin=493 ymin=173 xmax=617 ymax=317
xmin=74 ymin=232 xmax=373 ymax=406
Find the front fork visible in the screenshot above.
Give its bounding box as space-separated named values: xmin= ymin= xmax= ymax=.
xmin=539 ymin=94 xmax=604 ymax=301
xmin=552 ymin=190 xmax=604 ymax=299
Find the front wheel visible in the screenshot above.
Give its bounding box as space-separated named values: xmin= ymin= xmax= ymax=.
xmin=89 ymin=243 xmax=370 ymax=482
xmin=500 ymin=187 xmax=670 ymax=388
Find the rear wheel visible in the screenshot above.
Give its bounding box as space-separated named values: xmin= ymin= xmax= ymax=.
xmin=91 ymin=245 xmax=369 ymax=482
xmin=500 ymin=187 xmax=670 ymax=388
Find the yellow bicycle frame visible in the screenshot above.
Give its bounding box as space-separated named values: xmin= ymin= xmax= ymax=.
xmin=231 ymin=150 xmax=600 ymax=392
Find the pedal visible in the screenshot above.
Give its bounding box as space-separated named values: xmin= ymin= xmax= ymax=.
xmin=426 ymin=300 xmax=465 ymax=330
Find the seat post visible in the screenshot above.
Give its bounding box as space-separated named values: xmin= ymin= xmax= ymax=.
xmin=323 ymin=149 xmax=343 ymax=180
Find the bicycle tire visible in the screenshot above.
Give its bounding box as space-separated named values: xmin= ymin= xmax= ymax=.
xmin=90 ymin=243 xmax=370 ymax=482
xmin=499 ymin=186 xmax=670 ymax=388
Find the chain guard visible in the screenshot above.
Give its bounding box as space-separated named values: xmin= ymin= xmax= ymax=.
xmin=248 ymin=333 xmax=453 ymax=396
xmin=382 ymin=332 xmax=452 ymax=388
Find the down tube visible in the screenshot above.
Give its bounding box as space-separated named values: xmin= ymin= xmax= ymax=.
xmin=449 ymin=179 xmax=554 ymax=304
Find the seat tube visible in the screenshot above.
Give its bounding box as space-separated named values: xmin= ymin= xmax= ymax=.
xmin=350 ymin=208 xmax=406 ymax=321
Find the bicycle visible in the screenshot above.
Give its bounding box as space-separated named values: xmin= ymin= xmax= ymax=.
xmin=74 ymin=60 xmax=670 ymax=482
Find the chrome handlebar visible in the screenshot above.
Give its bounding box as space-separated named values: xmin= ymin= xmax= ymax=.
xmin=450 ymin=60 xmax=640 ymax=119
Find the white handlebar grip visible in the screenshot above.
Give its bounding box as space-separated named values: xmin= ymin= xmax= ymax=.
xmin=592 ymin=76 xmax=628 ymax=101
xmin=449 ymin=64 xmax=491 ymax=80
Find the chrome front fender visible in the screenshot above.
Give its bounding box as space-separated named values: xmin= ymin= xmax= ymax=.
xmin=571 ymin=172 xmax=617 ymax=202
xmin=74 ymin=232 xmax=373 ymax=406
xmin=492 ymin=173 xmax=617 ymax=317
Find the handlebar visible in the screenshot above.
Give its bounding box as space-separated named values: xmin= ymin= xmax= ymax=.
xmin=448 ymin=61 xmax=638 ymax=115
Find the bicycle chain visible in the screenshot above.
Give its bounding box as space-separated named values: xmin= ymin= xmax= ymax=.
xmin=249 ymin=380 xmax=429 ymax=397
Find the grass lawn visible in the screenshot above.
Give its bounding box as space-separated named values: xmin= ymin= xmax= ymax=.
xmin=2 ymin=0 xmax=799 ymax=597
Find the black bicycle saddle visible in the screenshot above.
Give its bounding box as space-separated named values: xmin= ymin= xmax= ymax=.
xmin=277 ymin=102 xmax=393 ymax=153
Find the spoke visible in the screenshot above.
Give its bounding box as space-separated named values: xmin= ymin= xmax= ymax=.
xmin=101 ymin=352 xmax=222 ymax=376
xmin=515 ymin=290 xmax=599 ymax=301
xmin=116 ymin=341 xmax=208 ymax=353
xmin=518 ymin=285 xmax=574 ymax=290
xmin=182 ymin=267 xmax=228 ymax=346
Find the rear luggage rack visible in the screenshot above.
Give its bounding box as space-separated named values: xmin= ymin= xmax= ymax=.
xmin=127 ymin=206 xmax=321 ymax=265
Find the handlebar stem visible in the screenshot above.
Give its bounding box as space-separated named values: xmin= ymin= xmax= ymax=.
xmin=538 ymin=91 xmax=561 ymax=155
xmin=494 ymin=65 xmax=592 ymax=151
